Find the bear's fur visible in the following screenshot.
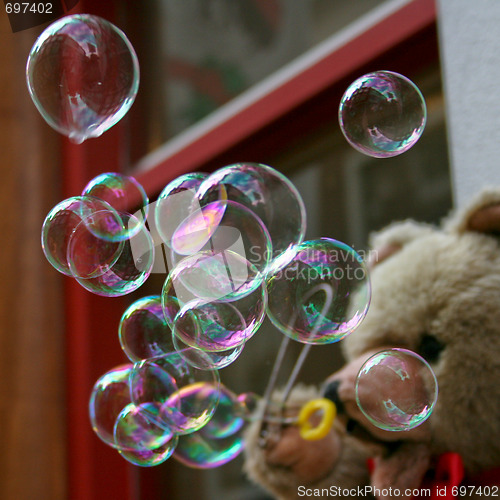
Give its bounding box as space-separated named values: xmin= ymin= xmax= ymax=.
xmin=244 ymin=189 xmax=500 ymax=499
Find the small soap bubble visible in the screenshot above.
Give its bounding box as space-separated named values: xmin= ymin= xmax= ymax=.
xmin=173 ymin=385 xmax=246 ymax=468
xmin=89 ymin=364 xmax=134 ymax=449
xmin=355 ymin=348 xmax=438 ymax=431
xmin=267 ymin=239 xmax=370 ymax=344
xmin=26 ymin=14 xmax=139 ymax=143
xmin=155 ymin=172 xmax=207 ymax=248
xmin=41 ymin=196 xmax=123 ymax=275
xmin=196 ymin=163 xmax=306 ymax=258
xmin=114 ymin=403 xmax=178 ymax=467
xmin=119 ymin=296 xmax=174 ymax=362
xmin=339 ymin=71 xmax=426 ymax=158
xmin=73 ymin=212 xmax=154 ymax=296
xmin=130 ymin=351 xmax=220 ymax=435
xmin=82 ymin=173 xmax=148 ymax=237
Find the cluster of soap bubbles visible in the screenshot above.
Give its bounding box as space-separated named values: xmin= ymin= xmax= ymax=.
xmin=79 ymin=161 xmax=374 ymax=467
xmin=41 ymin=172 xmax=155 ymax=296
xmin=26 ymin=14 xmax=139 ymax=143
xmin=31 ymin=11 xmax=434 ymax=465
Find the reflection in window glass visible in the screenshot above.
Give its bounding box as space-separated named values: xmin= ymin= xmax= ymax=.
xmin=159 ymin=0 xmax=385 ymax=138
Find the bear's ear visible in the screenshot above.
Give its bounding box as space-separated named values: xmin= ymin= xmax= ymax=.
xmin=368 ymin=220 xmax=436 ymax=267
xmin=445 ymin=188 xmax=500 ymax=236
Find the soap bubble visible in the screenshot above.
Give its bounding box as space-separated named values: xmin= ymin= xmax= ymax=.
xmin=26 ymin=14 xmax=139 ymax=143
xmin=236 ymin=392 xmax=261 ymax=420
xmin=130 ymin=351 xmax=220 ymax=435
xmin=267 ymin=238 xmax=370 ymax=344
xmin=355 ymin=348 xmax=438 ymax=431
xmin=196 ymin=163 xmax=306 ymax=258
xmin=171 ymin=290 xmax=266 ymax=353
xmin=339 ymin=71 xmax=426 ymax=158
xmin=163 ymin=250 xmax=267 ymax=311
xmin=41 ymin=196 xmax=123 ymax=275
xmin=82 ymin=173 xmax=148 ymax=237
xmin=119 ymin=296 xmax=174 ymax=362
xmin=89 ymin=364 xmax=134 ymax=449
xmin=73 ymin=212 xmax=154 ymax=296
xmin=169 ymin=200 xmax=272 ymax=277
xmin=114 ymin=403 xmax=178 ymax=467
xmin=155 ymin=172 xmax=207 ymax=248
xmin=162 ymin=254 xmax=267 ymax=352
xmin=173 ymin=334 xmax=244 ymax=370
xmin=66 ymin=209 xmax=127 ymax=279
xmin=173 ymin=385 xmax=246 ymax=468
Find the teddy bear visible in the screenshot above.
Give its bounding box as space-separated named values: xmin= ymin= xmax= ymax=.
xmin=243 ymin=188 xmax=500 ymax=499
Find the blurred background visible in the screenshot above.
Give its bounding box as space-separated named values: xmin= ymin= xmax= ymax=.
xmin=3 ymin=0 xmax=492 ymax=498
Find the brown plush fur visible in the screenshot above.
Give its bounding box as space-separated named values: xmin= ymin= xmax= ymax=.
xmin=244 ymin=189 xmax=500 ymax=498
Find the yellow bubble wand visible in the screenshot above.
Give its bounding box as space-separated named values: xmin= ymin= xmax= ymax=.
xmin=258 ymin=283 xmax=337 ymax=445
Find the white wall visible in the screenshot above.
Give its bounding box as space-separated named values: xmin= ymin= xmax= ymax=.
xmin=437 ymin=0 xmax=500 ymax=207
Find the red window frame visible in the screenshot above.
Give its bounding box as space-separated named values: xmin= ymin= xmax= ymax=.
xmin=62 ymin=1 xmax=438 ymax=499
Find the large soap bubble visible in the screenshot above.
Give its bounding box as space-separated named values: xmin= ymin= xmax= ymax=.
xmin=266 ymin=238 xmax=370 ymax=344
xmin=196 ymin=163 xmax=306 ymax=258
xmin=26 ymin=14 xmax=139 ymax=143
xmin=355 ymin=348 xmax=438 ymax=431
xmin=339 ymin=71 xmax=426 ymax=158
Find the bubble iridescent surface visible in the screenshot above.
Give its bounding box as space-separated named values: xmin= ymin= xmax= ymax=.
xmin=88 ymin=364 xmax=133 ymax=449
xmin=196 ymin=163 xmax=306 ymax=257
xmin=66 ymin=210 xmax=126 ymax=279
xmin=41 ymin=196 xmax=123 ymax=276
xmin=26 ymin=14 xmax=139 ymax=143
xmin=173 ymin=334 xmax=244 ymax=370
xmin=355 ymin=348 xmax=438 ymax=431
xmin=162 ymin=253 xmax=267 ymax=352
xmin=155 ymin=172 xmax=207 ymax=248
xmin=119 ymin=296 xmax=174 ymax=362
xmin=169 ymin=200 xmax=272 ymax=277
xmin=266 ymin=238 xmax=371 ymax=344
xmin=171 ymin=289 xmax=266 ymax=353
xmin=339 ymin=71 xmax=426 ymax=158
xmin=114 ymin=403 xmax=178 ymax=467
xmin=163 ymin=250 xmax=267 ymax=311
xmin=173 ymin=385 xmax=246 ymax=468
xmin=82 ymin=173 xmax=148 ymax=237
xmin=130 ymin=351 xmax=220 ymax=435
xmin=73 ymin=212 xmax=154 ymax=296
